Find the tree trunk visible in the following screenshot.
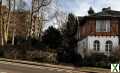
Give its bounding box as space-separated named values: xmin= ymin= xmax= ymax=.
xmin=4 ymin=0 xmax=11 ymax=45
xmin=0 ymin=0 xmax=4 ymax=46
xmin=12 ymin=0 xmax=16 ymax=45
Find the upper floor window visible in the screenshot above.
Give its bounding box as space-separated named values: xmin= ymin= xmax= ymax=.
xmin=96 ymin=20 xmax=110 ymax=32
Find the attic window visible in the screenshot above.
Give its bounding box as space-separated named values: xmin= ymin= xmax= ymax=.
xmin=96 ymin=20 xmax=110 ymax=32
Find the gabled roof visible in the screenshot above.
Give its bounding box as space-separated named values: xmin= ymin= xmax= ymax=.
xmin=91 ymin=10 xmax=120 ymax=17
xmin=78 ymin=7 xmax=120 ymax=26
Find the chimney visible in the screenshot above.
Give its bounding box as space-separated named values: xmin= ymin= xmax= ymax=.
xmin=102 ymin=7 xmax=111 ymax=11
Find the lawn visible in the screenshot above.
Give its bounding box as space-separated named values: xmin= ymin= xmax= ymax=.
xmin=78 ymin=67 xmax=110 ymax=73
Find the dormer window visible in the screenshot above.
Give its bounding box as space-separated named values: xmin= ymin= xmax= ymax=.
xmin=96 ymin=20 xmax=110 ymax=32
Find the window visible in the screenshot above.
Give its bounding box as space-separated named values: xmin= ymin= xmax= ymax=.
xmin=94 ymin=40 xmax=100 ymax=51
xmin=105 ymin=40 xmax=113 ymax=52
xmin=96 ymin=20 xmax=110 ymax=32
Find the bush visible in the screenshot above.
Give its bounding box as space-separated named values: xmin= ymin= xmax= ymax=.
xmin=0 ymin=48 xmax=4 ymax=58
xmin=83 ymin=53 xmax=119 ymax=68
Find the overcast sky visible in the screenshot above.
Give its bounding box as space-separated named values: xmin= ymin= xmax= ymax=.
xmin=57 ymin=0 xmax=120 ymax=16
xmin=26 ymin=0 xmax=120 ymax=16
xmin=3 ymin=0 xmax=120 ymax=16
xmin=49 ymin=0 xmax=120 ymax=28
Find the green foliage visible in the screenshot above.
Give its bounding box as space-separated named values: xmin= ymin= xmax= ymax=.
xmin=58 ymin=13 xmax=79 ymax=64
xmin=42 ymin=26 xmax=63 ymax=49
xmin=0 ymin=48 xmax=4 ymax=58
xmin=83 ymin=53 xmax=120 ymax=68
xmin=62 ymin=13 xmax=78 ymax=49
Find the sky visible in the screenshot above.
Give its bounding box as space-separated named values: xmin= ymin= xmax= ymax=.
xmin=57 ymin=0 xmax=120 ymax=16
xmin=3 ymin=0 xmax=120 ymax=16
xmin=17 ymin=0 xmax=120 ymax=28
xmin=2 ymin=0 xmax=120 ymax=29
xmin=25 ymin=0 xmax=120 ymax=16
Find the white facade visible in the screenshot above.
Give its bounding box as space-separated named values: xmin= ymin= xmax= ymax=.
xmin=77 ymin=36 xmax=119 ymax=57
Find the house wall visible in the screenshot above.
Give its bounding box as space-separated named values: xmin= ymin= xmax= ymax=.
xmin=77 ymin=37 xmax=88 ymax=58
xmin=79 ymin=19 xmax=95 ymax=39
xmin=79 ymin=18 xmax=119 ymax=40
xmin=88 ymin=36 xmax=119 ymax=52
xmin=77 ymin=36 xmax=119 ymax=57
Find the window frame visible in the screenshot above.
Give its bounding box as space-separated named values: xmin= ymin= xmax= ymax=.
xmin=105 ymin=40 xmax=113 ymax=52
xmin=93 ymin=40 xmax=100 ymax=51
xmin=96 ymin=20 xmax=111 ymax=32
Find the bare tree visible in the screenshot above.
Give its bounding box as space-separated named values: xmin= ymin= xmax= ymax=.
xmin=0 ymin=0 xmax=16 ymax=45
xmin=4 ymin=0 xmax=11 ymax=45
xmin=0 ymin=0 xmax=3 ymax=45
xmin=32 ymin=0 xmax=52 ymax=14
xmin=40 ymin=0 xmax=67 ymax=31
xmin=30 ymin=0 xmax=52 ymax=38
xmin=0 ymin=0 xmax=10 ymax=45
xmin=12 ymin=0 xmax=16 ymax=45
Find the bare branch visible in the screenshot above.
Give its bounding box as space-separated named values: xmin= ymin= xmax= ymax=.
xmin=32 ymin=0 xmax=52 ymax=14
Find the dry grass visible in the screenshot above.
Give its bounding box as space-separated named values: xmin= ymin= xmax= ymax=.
xmin=78 ymin=67 xmax=110 ymax=73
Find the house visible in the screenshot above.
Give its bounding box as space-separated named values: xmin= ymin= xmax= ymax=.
xmin=77 ymin=7 xmax=120 ymax=57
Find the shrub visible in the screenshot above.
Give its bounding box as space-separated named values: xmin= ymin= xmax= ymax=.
xmin=0 ymin=48 xmax=4 ymax=58
xmin=83 ymin=53 xmax=119 ymax=68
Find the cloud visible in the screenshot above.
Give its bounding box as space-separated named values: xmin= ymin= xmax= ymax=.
xmin=3 ymin=0 xmax=120 ymax=16
xmin=24 ymin=0 xmax=32 ymax=8
xmin=57 ymin=0 xmax=120 ymax=16
xmin=57 ymin=0 xmax=90 ymax=16
xmin=2 ymin=0 xmax=31 ymax=10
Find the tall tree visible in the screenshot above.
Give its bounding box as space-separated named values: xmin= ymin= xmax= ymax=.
xmin=2 ymin=0 xmax=12 ymax=45
xmin=63 ymin=13 xmax=78 ymax=49
xmin=3 ymin=0 xmax=16 ymax=45
xmin=0 ymin=0 xmax=12 ymax=45
xmin=59 ymin=13 xmax=79 ymax=63
xmin=0 ymin=0 xmax=3 ymax=45
xmin=30 ymin=0 xmax=52 ymax=38
xmin=12 ymin=0 xmax=16 ymax=45
xmin=42 ymin=26 xmax=62 ymax=49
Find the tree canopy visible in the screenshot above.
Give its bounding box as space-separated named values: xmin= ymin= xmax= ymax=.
xmin=42 ymin=26 xmax=62 ymax=49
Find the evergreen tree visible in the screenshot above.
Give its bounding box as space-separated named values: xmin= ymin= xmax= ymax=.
xmin=58 ymin=13 xmax=80 ymax=64
xmin=42 ymin=26 xmax=62 ymax=49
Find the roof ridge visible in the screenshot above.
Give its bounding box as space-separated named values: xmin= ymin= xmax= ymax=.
xmin=89 ymin=9 xmax=120 ymax=17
